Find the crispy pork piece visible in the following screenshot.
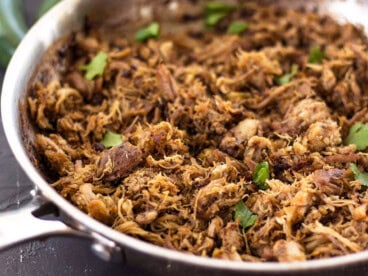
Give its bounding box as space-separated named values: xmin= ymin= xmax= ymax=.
xmin=35 ymin=134 xmax=74 ymax=176
xmin=220 ymin=119 xmax=260 ymax=158
xmin=302 ymin=120 xmax=342 ymax=152
xmin=273 ymin=240 xmax=306 ymax=262
xmin=194 ymin=178 xmax=244 ymax=221
xmin=311 ymin=169 xmax=345 ymax=195
xmin=281 ymin=99 xmax=331 ymax=136
xmin=220 ymin=222 xmax=244 ymax=251
xmin=97 ymin=142 xmax=143 ymax=182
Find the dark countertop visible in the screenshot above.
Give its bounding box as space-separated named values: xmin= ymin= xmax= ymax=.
xmin=1 ymin=1 xmax=368 ymax=276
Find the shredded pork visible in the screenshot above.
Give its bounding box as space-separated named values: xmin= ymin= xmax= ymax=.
xmin=25 ymin=1 xmax=368 ymax=262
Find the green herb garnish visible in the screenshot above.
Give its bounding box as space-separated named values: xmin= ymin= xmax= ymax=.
xmin=276 ymin=64 xmax=298 ymax=85
xmin=205 ymin=2 xmax=236 ymax=14
xmin=135 ymin=22 xmax=160 ymax=42
xmin=345 ymin=122 xmax=368 ymax=151
xmin=205 ymin=12 xmax=228 ymax=27
xmin=350 ymin=163 xmax=368 ymax=187
xmin=79 ymin=51 xmax=108 ymax=81
xmin=204 ymin=2 xmax=236 ymax=27
xmin=308 ymin=46 xmax=325 ymax=64
xmin=227 ymin=21 xmax=248 ymax=34
xmin=101 ymin=131 xmax=123 ymax=148
xmin=234 ymin=201 xmax=257 ymax=231
xmin=253 ymin=161 xmax=270 ymax=190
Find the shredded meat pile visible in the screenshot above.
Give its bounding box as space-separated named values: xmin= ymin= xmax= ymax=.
xmin=26 ymin=2 xmax=368 ymax=262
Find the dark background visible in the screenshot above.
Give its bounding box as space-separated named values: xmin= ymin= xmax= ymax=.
xmin=1 ymin=1 xmax=368 ymax=276
xmin=0 ymin=1 xmax=143 ymax=275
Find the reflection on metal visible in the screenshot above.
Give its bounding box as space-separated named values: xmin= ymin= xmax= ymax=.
xmin=91 ymin=238 xmax=123 ymax=263
xmin=0 ymin=200 xmax=74 ymax=251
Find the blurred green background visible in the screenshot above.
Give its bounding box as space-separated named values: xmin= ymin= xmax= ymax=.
xmin=0 ymin=0 xmax=60 ymax=68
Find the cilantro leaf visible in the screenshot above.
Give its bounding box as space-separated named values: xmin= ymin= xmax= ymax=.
xmin=234 ymin=201 xmax=257 ymax=231
xmin=100 ymin=131 xmax=123 ymax=148
xmin=135 ymin=22 xmax=160 ymax=42
xmin=308 ymin=46 xmax=325 ymax=64
xmin=204 ymin=2 xmax=236 ymax=14
xmin=227 ymin=21 xmax=248 ymax=34
xmin=205 ymin=12 xmax=228 ymax=27
xmin=79 ymin=51 xmax=108 ymax=80
xmin=350 ymin=163 xmax=368 ymax=187
xmin=253 ymin=161 xmax=270 ymax=190
xmin=345 ymin=122 xmax=368 ymax=151
xmin=276 ymin=64 xmax=298 ymax=85
xmin=204 ymin=2 xmax=236 ymax=27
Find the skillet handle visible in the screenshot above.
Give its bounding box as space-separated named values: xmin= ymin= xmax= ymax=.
xmin=0 ymin=191 xmax=123 ymax=262
xmin=0 ymin=195 xmax=80 ymax=250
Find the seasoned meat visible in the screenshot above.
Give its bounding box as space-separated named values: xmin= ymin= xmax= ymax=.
xmin=35 ymin=134 xmax=74 ymax=176
xmin=273 ymin=240 xmax=306 ymax=262
xmin=194 ymin=177 xmax=245 ymax=221
xmin=281 ymin=99 xmax=331 ymax=136
xmin=220 ymin=222 xmax=244 ymax=251
xmin=26 ymin=0 xmax=368 ymax=263
xmin=311 ymin=168 xmax=346 ymax=196
xmin=157 ymin=64 xmax=177 ymax=101
xmin=97 ymin=142 xmax=143 ymax=182
xmin=220 ymin=118 xmax=260 ymax=158
xmin=208 ymin=216 xmax=224 ymax=238
xmin=302 ymin=120 xmax=342 ymax=152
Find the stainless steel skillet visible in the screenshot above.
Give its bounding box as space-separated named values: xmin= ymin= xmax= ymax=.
xmin=1 ymin=0 xmax=368 ymax=275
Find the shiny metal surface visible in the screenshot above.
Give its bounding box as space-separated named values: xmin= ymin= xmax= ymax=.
xmin=0 ymin=190 xmax=123 ymax=262
xmin=0 ymin=194 xmax=79 ymax=250
xmin=1 ymin=0 xmax=368 ymax=274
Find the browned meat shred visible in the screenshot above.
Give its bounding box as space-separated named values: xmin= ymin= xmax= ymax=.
xmin=96 ymin=142 xmax=143 ymax=182
xmin=25 ymin=1 xmax=368 ymax=263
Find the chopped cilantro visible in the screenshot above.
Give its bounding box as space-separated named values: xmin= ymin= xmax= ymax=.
xmin=253 ymin=161 xmax=270 ymax=190
xmin=276 ymin=64 xmax=298 ymax=85
xmin=308 ymin=46 xmax=325 ymax=64
xmin=100 ymin=131 xmax=123 ymax=148
xmin=205 ymin=12 xmax=228 ymax=27
xmin=135 ymin=22 xmax=160 ymax=42
xmin=234 ymin=201 xmax=257 ymax=231
xmin=227 ymin=21 xmax=248 ymax=34
xmin=204 ymin=2 xmax=236 ymax=14
xmin=204 ymin=2 xmax=236 ymax=27
xmin=350 ymin=163 xmax=368 ymax=187
xmin=345 ymin=122 xmax=368 ymax=151
xmin=79 ymin=51 xmax=107 ymax=80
